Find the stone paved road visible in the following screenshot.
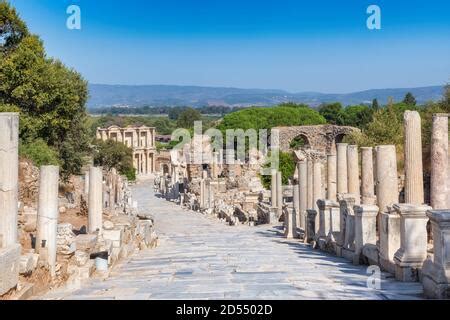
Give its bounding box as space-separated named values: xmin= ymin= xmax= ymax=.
xmin=42 ymin=180 xmax=424 ymax=300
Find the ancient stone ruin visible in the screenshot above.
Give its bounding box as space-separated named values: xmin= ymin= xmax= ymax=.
xmin=157 ymin=115 xmax=450 ymax=299
xmin=0 ymin=113 xmax=158 ymax=298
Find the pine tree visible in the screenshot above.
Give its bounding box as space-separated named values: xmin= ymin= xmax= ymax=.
xmin=403 ymin=92 xmax=417 ymax=106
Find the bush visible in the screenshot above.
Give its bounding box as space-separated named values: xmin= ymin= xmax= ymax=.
xmin=19 ymin=139 xmax=60 ymax=167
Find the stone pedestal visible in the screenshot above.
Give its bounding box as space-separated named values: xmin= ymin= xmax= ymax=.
xmin=317 ymin=199 xmax=339 ymax=250
xmin=360 ymin=147 xmax=375 ymax=205
xmin=393 ymin=203 xmax=431 ymax=282
xmin=354 ymin=204 xmax=378 ymax=265
xmin=0 ymin=244 xmax=20 ymax=295
xmin=347 ymin=145 xmax=360 ymax=203
xmin=88 ymin=167 xmax=103 ymax=234
xmin=403 ymin=111 xmax=424 ymax=205
xmin=336 ymin=143 xmax=348 ymax=194
xmin=284 ymin=207 xmax=297 ymax=239
xmin=379 ymin=209 xmax=401 ymax=274
xmin=36 ymin=166 xmax=60 ymax=277
xmin=422 ymin=210 xmax=450 ymax=299
xmin=430 ymin=114 xmax=448 ymax=209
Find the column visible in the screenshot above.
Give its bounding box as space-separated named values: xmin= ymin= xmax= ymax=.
xmin=361 ymin=147 xmax=375 ymax=205
xmin=293 ymin=182 xmax=300 ymax=226
xmin=307 ymin=157 xmax=314 ymax=209
xmin=336 ymin=143 xmax=348 ymax=194
xmin=276 ymin=171 xmax=283 ymax=217
xmin=422 ymin=210 xmax=450 ymax=299
xmin=393 ymin=204 xmax=431 ymax=281
xmin=312 ymin=157 xmax=323 ymax=212
xmin=84 ymin=171 xmax=89 ymax=195
xmin=0 ymin=113 xmax=19 ymax=248
xmin=298 ymin=160 xmax=307 ymax=230
xmin=430 ymin=114 xmax=448 ymax=209
xmin=88 ymin=167 xmax=103 ymax=233
xmin=347 ymin=145 xmax=360 ymax=202
xmin=36 ymin=166 xmax=59 ymax=277
xmin=403 ymin=111 xmax=424 ymax=205
xmin=376 ymin=145 xmax=398 ymax=213
xmin=327 ymin=154 xmax=337 ymax=201
xmin=271 ymin=169 xmax=277 ymax=207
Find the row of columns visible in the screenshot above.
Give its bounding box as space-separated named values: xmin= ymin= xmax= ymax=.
xmin=294 ymin=110 xmax=450 ymax=298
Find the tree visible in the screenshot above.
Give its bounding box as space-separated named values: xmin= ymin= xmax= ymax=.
xmin=340 ymin=105 xmax=373 ymax=129
xmin=176 ymin=107 xmax=201 ymax=128
xmin=0 ymin=3 xmax=90 ymax=178
xmin=93 ymin=140 xmax=136 ymax=181
xmin=0 ymin=1 xmax=29 ymax=53
xmin=218 ymin=104 xmax=325 ymax=132
xmin=318 ymin=103 xmax=343 ymax=125
xmin=403 ymin=92 xmax=417 ymax=106
xmin=371 ymin=98 xmax=380 ymax=110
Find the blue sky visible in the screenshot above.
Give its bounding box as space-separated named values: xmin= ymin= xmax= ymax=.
xmin=8 ymin=0 xmax=450 ymax=92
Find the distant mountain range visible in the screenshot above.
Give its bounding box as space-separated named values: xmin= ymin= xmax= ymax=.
xmin=87 ymin=84 xmax=445 ymax=109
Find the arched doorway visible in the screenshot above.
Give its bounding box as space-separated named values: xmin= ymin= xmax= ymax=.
xmin=290 ymin=134 xmax=310 ymax=150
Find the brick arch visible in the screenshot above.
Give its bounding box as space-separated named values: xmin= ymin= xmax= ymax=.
xmin=272 ymin=125 xmax=359 ymax=154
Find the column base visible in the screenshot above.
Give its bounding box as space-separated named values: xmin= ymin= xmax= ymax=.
xmin=0 ymin=244 xmax=21 ymax=296
xmin=379 ymin=257 xmax=396 ymax=275
xmin=421 ymin=258 xmax=450 ymax=299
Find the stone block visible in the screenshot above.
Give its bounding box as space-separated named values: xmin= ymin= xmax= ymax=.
xmin=0 ymin=244 xmax=21 ymax=296
xmin=103 ymin=229 xmax=123 ymax=248
xmin=74 ymin=234 xmax=98 ymax=252
xmin=18 ymin=254 xmax=35 ymax=275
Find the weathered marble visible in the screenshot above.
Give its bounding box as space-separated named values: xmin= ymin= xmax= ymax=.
xmin=354 ymin=204 xmax=378 ymax=265
xmin=430 ymin=114 xmax=448 ymax=209
xmin=36 ymin=166 xmax=60 ymax=277
xmin=326 ymin=155 xmax=337 ymax=202
xmin=347 ymin=145 xmax=360 ymax=203
xmin=360 ymin=147 xmax=375 ymax=205
xmin=336 ymin=143 xmax=348 ymax=194
xmin=393 ymin=204 xmax=431 ymax=282
xmin=403 ymin=111 xmax=424 ymax=205
xmin=422 ymin=210 xmax=450 ymax=299
xmin=375 ymin=145 xmax=398 ymax=213
xmin=88 ymin=167 xmax=103 ymax=234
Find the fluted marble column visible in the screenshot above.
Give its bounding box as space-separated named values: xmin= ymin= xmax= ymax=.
xmin=336 ymin=143 xmax=348 ymax=194
xmin=376 ymin=145 xmax=398 ymax=213
xmin=361 ymin=147 xmax=375 ymax=205
xmin=327 ymin=154 xmax=337 ymax=201
xmin=430 ymin=114 xmax=448 ymax=209
xmin=298 ymin=160 xmax=307 ymax=229
xmin=347 ymin=145 xmax=360 ymax=202
xmin=403 ymin=111 xmax=424 ymax=205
